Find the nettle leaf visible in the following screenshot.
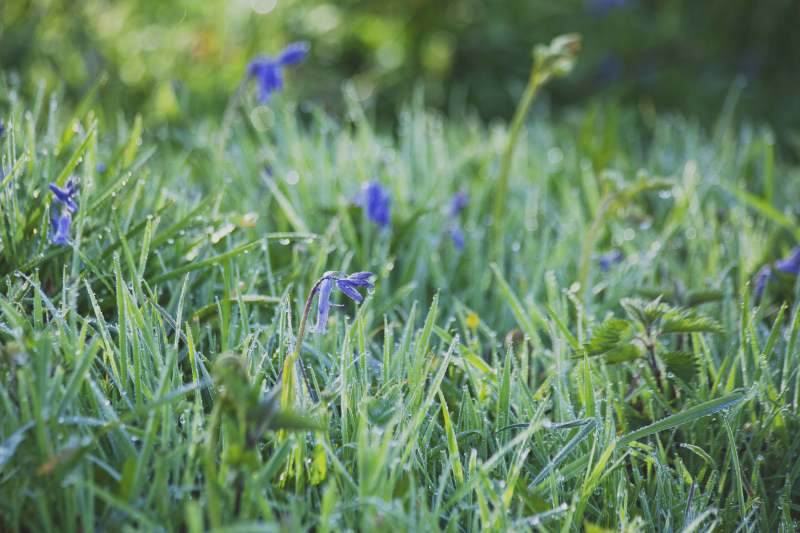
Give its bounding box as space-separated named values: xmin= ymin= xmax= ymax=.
xmin=361 ymin=386 xmax=403 ymax=428
xmin=583 ymin=317 xmax=640 ymax=363
xmin=685 ymin=289 xmax=724 ymax=308
xmin=620 ymin=297 xmax=669 ymax=329
xmin=637 ymin=286 xmax=674 ymax=301
xmin=659 ymin=308 xmax=723 ymax=335
xmin=662 ymin=350 xmax=700 ymax=385
xmin=603 ymin=344 xmax=643 ymax=364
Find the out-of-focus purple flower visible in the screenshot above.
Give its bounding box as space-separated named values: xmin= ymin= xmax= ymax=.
xmin=449 ymin=190 xmax=470 ymax=217
xmin=247 ymin=42 xmax=310 ymax=103
xmin=598 ymin=249 xmax=623 ymax=272
xmin=361 ymin=181 xmax=391 ymax=229
xmin=311 ymin=271 xmax=375 ymax=334
xmin=445 ymin=190 xmax=469 ymax=252
xmin=586 ymin=0 xmax=628 ymax=18
xmin=97 ymin=162 xmax=107 ymax=174
xmin=775 ymin=245 xmax=800 ymax=275
xmin=52 ymin=212 xmax=72 ymax=246
xmin=449 ymin=226 xmax=465 ymax=252
xmin=0 ymin=119 xmax=5 ymax=138
xmin=49 ymin=177 xmax=80 ymax=213
xmin=753 ymin=265 xmax=773 ymax=302
xmin=753 ymin=245 xmax=800 ymax=300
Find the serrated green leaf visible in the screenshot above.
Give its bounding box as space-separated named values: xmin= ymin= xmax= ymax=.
xmin=659 ymin=308 xmax=723 ymax=335
xmin=685 ymin=289 xmax=724 ymax=308
xmin=663 ymin=350 xmax=700 ymax=385
xmin=583 ymin=317 xmax=636 ymax=356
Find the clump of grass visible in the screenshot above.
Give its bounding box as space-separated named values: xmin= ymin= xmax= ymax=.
xmin=0 ymin=68 xmax=799 ymax=532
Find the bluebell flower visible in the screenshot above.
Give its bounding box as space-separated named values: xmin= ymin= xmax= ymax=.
xmin=49 ymin=177 xmax=80 ymax=213
xmin=444 ymin=190 xmax=469 ymax=251
xmin=598 ymin=249 xmax=623 ymax=272
xmin=753 ymin=265 xmax=773 ymax=302
xmin=361 ymin=181 xmax=391 ymax=229
xmin=97 ymin=162 xmax=107 ymax=174
xmin=311 ymin=271 xmax=374 ymax=334
xmin=0 ymin=119 xmax=5 ymax=138
xmin=51 ymin=212 xmax=72 ymax=246
xmin=752 ymin=245 xmax=800 ymax=300
xmin=449 ymin=190 xmax=470 ymax=217
xmin=775 ymin=245 xmax=800 ymax=276
xmin=449 ymin=226 xmax=465 ymax=252
xmin=247 ymin=42 xmax=310 ymax=103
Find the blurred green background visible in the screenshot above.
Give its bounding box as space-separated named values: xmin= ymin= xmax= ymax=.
xmin=2 ymin=0 xmax=799 ymax=135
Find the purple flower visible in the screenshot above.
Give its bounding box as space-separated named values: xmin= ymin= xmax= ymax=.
xmin=0 ymin=119 xmax=5 ymax=138
xmin=752 ymin=245 xmax=800 ymax=300
xmin=247 ymin=42 xmax=310 ymax=103
xmin=449 ymin=190 xmax=470 ymax=217
xmin=311 ymin=271 xmax=375 ymax=334
xmin=361 ymin=181 xmax=391 ymax=229
xmin=52 ymin=212 xmax=72 ymax=246
xmin=449 ymin=226 xmax=465 ymax=252
xmin=97 ymin=162 xmax=107 ymax=174
xmin=445 ymin=190 xmax=469 ymax=252
xmin=49 ymin=177 xmax=80 ymax=213
xmin=598 ymin=249 xmax=623 ymax=272
xmin=775 ymin=245 xmax=800 ymax=276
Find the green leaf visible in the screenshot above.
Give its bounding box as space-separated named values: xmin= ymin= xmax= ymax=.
xmin=685 ymin=289 xmax=724 ymax=308
xmin=582 ymin=316 xmax=640 ymax=363
xmin=659 ymin=308 xmax=723 ymax=335
xmin=361 ymin=387 xmax=402 ymax=428
xmin=620 ymin=297 xmax=669 ymax=328
xmin=663 ymin=350 xmax=700 ymax=385
xmin=618 ymin=393 xmax=743 ymax=446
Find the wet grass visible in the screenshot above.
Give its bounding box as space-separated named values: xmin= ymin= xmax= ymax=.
xmin=0 ymin=78 xmax=799 ymax=532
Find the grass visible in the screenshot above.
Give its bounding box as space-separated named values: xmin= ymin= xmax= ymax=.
xmin=0 ymin=71 xmax=799 ymax=533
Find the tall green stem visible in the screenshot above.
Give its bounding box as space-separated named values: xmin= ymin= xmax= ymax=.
xmin=491 ymin=64 xmax=548 ymax=256
xmin=277 ymin=277 xmax=325 ymax=403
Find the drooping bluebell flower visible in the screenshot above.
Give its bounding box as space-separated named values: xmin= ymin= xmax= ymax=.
xmin=51 ymin=212 xmax=72 ymax=246
xmin=49 ymin=177 xmax=80 ymax=213
xmin=360 ymin=181 xmax=391 ymax=229
xmin=598 ymin=249 xmax=623 ymax=272
xmin=311 ymin=271 xmax=374 ymax=334
xmin=247 ymin=42 xmax=310 ymax=103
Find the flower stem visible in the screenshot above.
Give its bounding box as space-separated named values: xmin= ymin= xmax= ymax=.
xmin=277 ymin=277 xmax=325 ymax=403
xmin=491 ymin=61 xmax=549 ymax=258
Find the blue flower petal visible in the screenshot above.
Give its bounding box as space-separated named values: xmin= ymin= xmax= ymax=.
xmin=52 ymin=213 xmax=72 ymax=246
xmin=775 ymin=245 xmax=800 ymax=276
xmin=363 ymin=181 xmax=391 ymax=229
xmin=450 ymin=226 xmax=465 ymax=252
xmin=335 ymin=279 xmax=365 ymax=302
xmin=450 ymin=190 xmax=470 ymax=217
xmin=279 ymin=42 xmax=310 ymax=66
xmin=311 ymin=278 xmax=334 ymax=334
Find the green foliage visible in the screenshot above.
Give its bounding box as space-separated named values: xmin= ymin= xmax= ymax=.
xmin=1 ymin=76 xmax=800 ymax=533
